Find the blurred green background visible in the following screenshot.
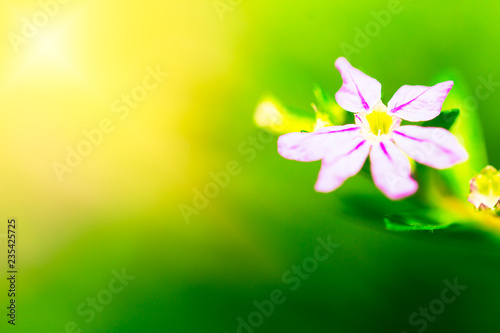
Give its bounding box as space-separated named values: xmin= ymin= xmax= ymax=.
xmin=1 ymin=0 xmax=500 ymax=332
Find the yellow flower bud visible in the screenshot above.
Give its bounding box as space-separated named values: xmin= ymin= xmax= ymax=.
xmin=468 ymin=166 xmax=500 ymax=211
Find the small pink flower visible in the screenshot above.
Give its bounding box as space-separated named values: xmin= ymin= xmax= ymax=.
xmin=278 ymin=57 xmax=469 ymax=200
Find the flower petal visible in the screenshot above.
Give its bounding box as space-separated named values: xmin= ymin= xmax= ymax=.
xmin=315 ymin=137 xmax=370 ymax=193
xmin=393 ymin=125 xmax=469 ymax=169
xmin=370 ymin=141 xmax=418 ymax=200
xmin=388 ymin=81 xmax=454 ymax=121
xmin=334 ymin=57 xmax=382 ymax=113
xmin=277 ymin=125 xmax=360 ymax=162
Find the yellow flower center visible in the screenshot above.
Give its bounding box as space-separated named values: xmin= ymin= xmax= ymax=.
xmin=356 ymin=101 xmax=399 ymax=143
xmin=366 ymin=111 xmax=394 ymax=136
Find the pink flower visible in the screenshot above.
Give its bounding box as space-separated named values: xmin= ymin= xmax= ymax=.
xmin=278 ymin=57 xmax=469 ymax=200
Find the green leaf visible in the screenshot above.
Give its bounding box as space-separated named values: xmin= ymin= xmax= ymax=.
xmin=384 ymin=213 xmax=453 ymax=232
xmin=422 ymin=109 xmax=460 ymax=130
xmin=432 ymin=70 xmax=489 ymax=198
xmin=313 ymin=85 xmax=347 ymax=125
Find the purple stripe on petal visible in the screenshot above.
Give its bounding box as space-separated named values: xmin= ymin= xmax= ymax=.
xmin=323 ymin=140 xmax=368 ymax=167
xmin=370 ymin=140 xmax=418 ymax=200
xmin=393 ymin=130 xmax=423 ymax=141
xmin=393 ymin=125 xmax=468 ymax=169
xmin=334 ymin=57 xmax=382 ymax=113
xmin=379 ymin=142 xmax=391 ymax=161
xmin=324 ymin=127 xmax=359 ymax=135
xmin=352 ymin=140 xmax=367 ymax=152
xmin=288 ymin=126 xmax=360 ymax=150
xmin=315 ymin=137 xmax=370 ymax=193
xmin=393 ymin=130 xmax=455 ymax=155
xmin=388 ymin=81 xmax=454 ymax=122
xmin=277 ymin=125 xmax=361 ymax=163
xmin=353 ymin=81 xmax=370 ymax=111
xmin=390 ymin=88 xmax=431 ymax=114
